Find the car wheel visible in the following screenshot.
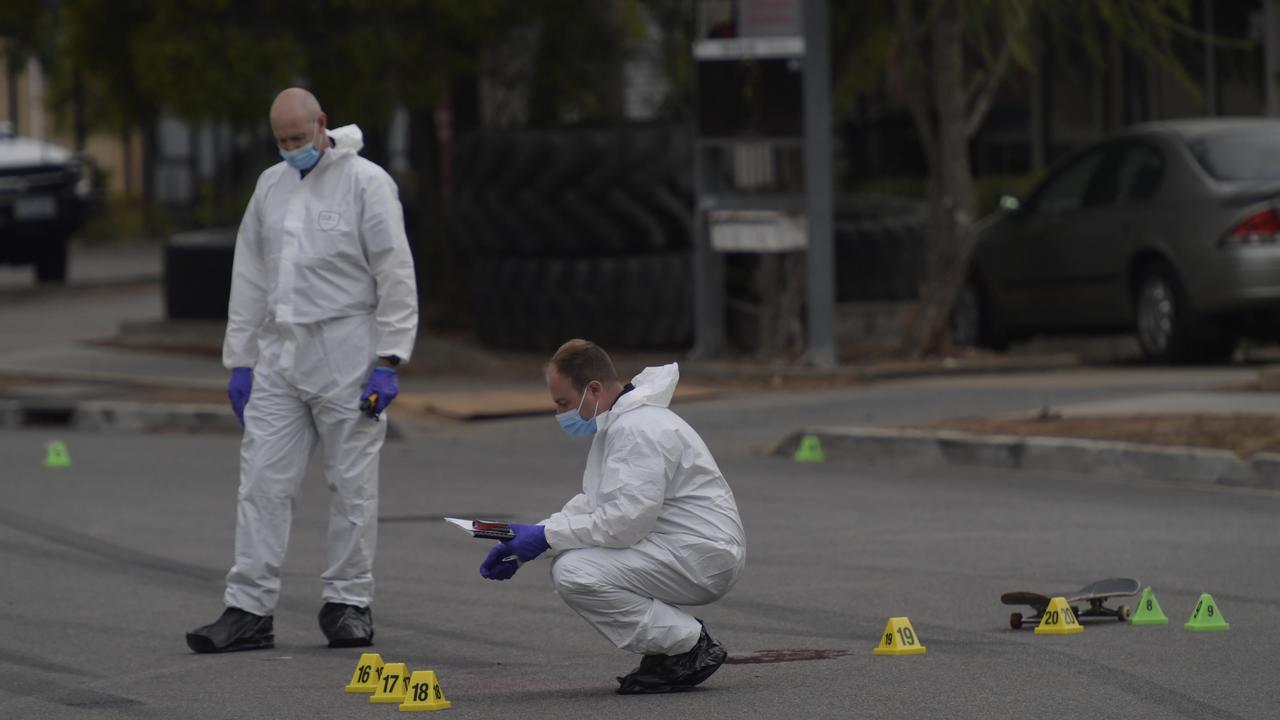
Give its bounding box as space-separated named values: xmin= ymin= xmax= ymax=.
xmin=1135 ymin=265 xmax=1238 ymax=364
xmin=1135 ymin=263 xmax=1218 ymax=363
xmin=35 ymin=238 xmax=69 ymax=284
xmin=951 ymin=277 xmax=1007 ymax=351
xmin=1134 ymin=265 xmax=1184 ymax=362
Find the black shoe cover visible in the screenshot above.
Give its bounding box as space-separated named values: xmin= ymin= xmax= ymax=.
xmin=616 ymin=623 xmax=727 ymax=695
xmin=186 ymin=607 xmax=274 ymax=653
xmin=318 ymin=602 xmax=374 ymax=648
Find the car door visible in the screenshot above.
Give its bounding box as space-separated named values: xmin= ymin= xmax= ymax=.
xmin=1054 ymin=141 xmax=1166 ymax=327
xmin=982 ymin=146 xmax=1110 ymax=329
xmin=1036 ymin=141 xmax=1159 ymax=329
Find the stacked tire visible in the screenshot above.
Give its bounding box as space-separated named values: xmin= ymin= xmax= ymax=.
xmin=448 ymin=126 xmax=693 ymax=351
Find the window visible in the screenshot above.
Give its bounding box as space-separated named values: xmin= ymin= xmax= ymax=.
xmin=1035 ymin=149 xmax=1106 ymax=214
xmin=1189 ymin=128 xmax=1280 ymax=182
xmin=1114 ymin=143 xmax=1165 ymax=203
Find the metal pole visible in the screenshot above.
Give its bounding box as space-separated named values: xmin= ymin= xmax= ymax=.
xmin=803 ymin=0 xmax=836 ymax=367
xmin=691 ymin=161 xmax=725 ymax=359
xmin=1267 ymin=1 xmax=1280 ymax=118
xmin=690 ymin=13 xmax=725 ymax=360
xmin=1204 ymin=0 xmax=1217 ymax=117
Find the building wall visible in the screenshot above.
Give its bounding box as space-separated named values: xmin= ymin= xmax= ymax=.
xmin=0 ymin=50 xmax=144 ymax=197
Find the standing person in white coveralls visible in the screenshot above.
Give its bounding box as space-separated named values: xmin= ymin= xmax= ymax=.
xmin=479 ymin=339 xmax=746 ymax=694
xmin=186 ymin=88 xmax=417 ymax=653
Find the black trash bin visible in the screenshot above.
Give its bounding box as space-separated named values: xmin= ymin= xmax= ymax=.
xmin=164 ymin=228 xmax=237 ymax=320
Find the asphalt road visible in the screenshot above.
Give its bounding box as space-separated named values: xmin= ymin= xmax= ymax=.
xmin=1 ymin=367 xmax=1276 ymax=719
xmin=0 ymin=241 xmax=161 ymax=355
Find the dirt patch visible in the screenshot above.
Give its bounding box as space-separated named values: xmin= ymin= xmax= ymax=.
xmin=930 ymin=414 xmax=1280 ymax=460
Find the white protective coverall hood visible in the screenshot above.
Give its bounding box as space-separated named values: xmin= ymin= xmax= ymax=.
xmin=221 ymin=124 xmax=417 ymax=615
xmin=543 ymin=363 xmax=746 ymax=655
xmin=224 ymin=124 xmax=418 ymax=371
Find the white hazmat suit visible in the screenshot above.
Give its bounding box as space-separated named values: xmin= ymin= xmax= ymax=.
xmin=543 ymin=363 xmax=746 ymax=656
xmin=222 ymin=124 xmax=417 ymax=616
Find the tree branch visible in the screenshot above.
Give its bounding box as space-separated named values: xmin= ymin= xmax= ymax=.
xmin=895 ymin=1 xmax=936 ymax=167
xmin=965 ymin=43 xmax=1011 ymax=138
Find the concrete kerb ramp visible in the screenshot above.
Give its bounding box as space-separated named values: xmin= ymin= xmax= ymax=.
xmin=2 ymin=384 xmax=724 ymax=437
xmin=74 ymin=401 xmax=240 ymax=434
xmin=0 ymin=399 xmax=20 ymax=428
xmin=775 ymin=427 xmax=1280 ymax=490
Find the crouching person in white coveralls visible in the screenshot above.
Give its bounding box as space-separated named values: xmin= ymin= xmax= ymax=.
xmin=479 ymin=339 xmax=747 ymax=694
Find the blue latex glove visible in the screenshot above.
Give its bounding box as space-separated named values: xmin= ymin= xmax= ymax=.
xmin=359 ymin=366 xmax=399 ymax=419
xmin=505 ymin=522 xmax=549 ymax=562
xmin=479 ymin=545 xmax=520 ymax=581
xmin=478 ymin=523 xmax=549 ymax=581
xmin=228 ymin=367 xmax=253 ymax=425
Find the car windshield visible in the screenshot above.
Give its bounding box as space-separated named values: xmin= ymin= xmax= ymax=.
xmin=1189 ymin=129 xmax=1280 ymax=181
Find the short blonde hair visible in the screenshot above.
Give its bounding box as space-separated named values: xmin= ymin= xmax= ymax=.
xmin=549 ymin=339 xmax=618 ymax=392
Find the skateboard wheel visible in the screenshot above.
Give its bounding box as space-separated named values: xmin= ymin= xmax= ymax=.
xmin=1010 ymin=612 xmax=1023 ymax=630
xmin=1119 ymin=605 xmax=1130 ymax=621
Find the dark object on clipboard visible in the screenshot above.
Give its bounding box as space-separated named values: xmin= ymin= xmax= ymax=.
xmin=444 ymin=517 xmax=516 ymax=540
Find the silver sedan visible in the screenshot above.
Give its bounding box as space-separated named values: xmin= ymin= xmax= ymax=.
xmin=953 ymin=117 xmax=1280 ymax=362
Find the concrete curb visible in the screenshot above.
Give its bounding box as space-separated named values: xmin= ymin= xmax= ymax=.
xmin=4 ymin=398 xmax=406 ymax=439
xmin=0 ymin=399 xmax=20 ymax=429
xmin=777 ymin=427 xmax=1280 ymax=490
xmin=75 ymin=401 xmax=241 ymax=434
xmin=683 ymin=353 xmax=1080 ymax=384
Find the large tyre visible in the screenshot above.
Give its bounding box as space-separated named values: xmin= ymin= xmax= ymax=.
xmin=447 ymin=126 xmax=693 ymax=259
xmin=472 ymin=253 xmax=692 ymax=350
xmin=1133 ymin=261 xmax=1235 ymax=363
xmin=164 ymin=229 xmax=236 ymax=320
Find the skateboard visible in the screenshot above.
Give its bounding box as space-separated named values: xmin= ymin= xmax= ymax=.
xmin=1001 ymin=577 xmax=1141 ymax=630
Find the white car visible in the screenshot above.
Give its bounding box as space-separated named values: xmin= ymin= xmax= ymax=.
xmin=0 ymin=122 xmax=96 ymax=283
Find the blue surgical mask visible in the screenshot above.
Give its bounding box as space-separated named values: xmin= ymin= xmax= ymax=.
xmin=279 ymin=126 xmax=322 ymax=171
xmin=556 ymin=388 xmax=600 ymax=437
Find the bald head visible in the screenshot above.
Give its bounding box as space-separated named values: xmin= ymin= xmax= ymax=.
xmin=270 ymin=87 xmax=327 ymax=152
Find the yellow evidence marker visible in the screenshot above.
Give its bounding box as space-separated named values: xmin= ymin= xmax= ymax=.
xmin=399 ymin=670 xmax=452 ymax=712
xmin=345 ymin=652 xmax=385 ymax=693
xmin=370 ymin=662 xmax=412 ymax=704
xmin=1034 ymin=596 xmax=1083 ymax=635
xmin=873 ymin=617 xmax=926 ymax=655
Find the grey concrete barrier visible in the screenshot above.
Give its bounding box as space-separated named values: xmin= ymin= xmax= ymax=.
xmin=777 ymin=426 xmax=1280 ymax=490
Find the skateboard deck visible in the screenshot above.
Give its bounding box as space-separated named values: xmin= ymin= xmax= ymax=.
xmin=1001 ymin=578 xmax=1140 ymax=629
